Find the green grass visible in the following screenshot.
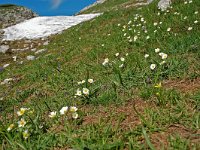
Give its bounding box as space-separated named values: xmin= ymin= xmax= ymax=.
xmin=0 ymin=0 xmax=200 ymax=149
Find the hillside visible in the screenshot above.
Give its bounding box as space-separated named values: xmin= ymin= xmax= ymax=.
xmin=0 ymin=0 xmax=200 ymax=149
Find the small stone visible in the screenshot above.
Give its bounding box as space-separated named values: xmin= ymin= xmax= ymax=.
xmin=158 ymin=0 xmax=171 ymax=11
xmin=43 ymin=41 xmax=49 ymax=46
xmin=3 ymin=64 xmax=10 ymax=68
xmin=1 ymin=78 xmax=13 ymax=85
xmin=35 ymin=49 xmax=46 ymax=54
xmin=31 ymin=48 xmax=37 ymax=52
xmin=26 ymin=55 xmax=35 ymax=61
xmin=0 ymin=45 xmax=9 ymax=53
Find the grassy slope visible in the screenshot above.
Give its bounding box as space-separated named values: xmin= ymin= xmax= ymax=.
xmin=0 ymin=0 xmax=200 ymax=149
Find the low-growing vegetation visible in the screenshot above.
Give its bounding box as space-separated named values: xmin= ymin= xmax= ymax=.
xmin=0 ymin=0 xmax=199 ymax=149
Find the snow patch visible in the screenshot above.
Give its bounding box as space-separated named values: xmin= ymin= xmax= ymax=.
xmin=2 ymin=13 xmax=101 ymax=41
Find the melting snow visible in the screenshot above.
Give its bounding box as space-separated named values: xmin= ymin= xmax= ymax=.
xmin=2 ymin=13 xmax=101 ymax=41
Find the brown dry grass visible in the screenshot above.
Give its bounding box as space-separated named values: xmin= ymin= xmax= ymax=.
xmin=164 ymin=78 xmax=200 ymax=93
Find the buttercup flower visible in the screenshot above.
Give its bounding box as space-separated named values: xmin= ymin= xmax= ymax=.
xmin=23 ymin=130 xmax=29 ymax=140
xmin=83 ymin=88 xmax=89 ymax=95
xmin=72 ymin=113 xmax=78 ymax=119
xmin=7 ymin=124 xmax=15 ymax=132
xmin=60 ymin=106 xmax=68 ymax=115
xmin=49 ymin=111 xmax=57 ymax=118
xmin=150 ymin=64 xmax=156 ymax=70
xmin=88 ymin=79 xmax=94 ymax=84
xmin=18 ymin=118 xmax=26 ymax=128
xmin=70 ymin=106 xmax=78 ymax=112
xmin=155 ymin=82 xmax=162 ymax=88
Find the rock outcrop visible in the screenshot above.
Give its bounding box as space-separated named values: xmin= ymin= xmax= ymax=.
xmin=0 ymin=4 xmax=38 ymax=29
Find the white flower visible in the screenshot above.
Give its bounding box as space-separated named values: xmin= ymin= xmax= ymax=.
xmin=146 ymin=36 xmax=150 ymax=40
xmin=120 ymin=57 xmax=125 ymax=62
xmin=7 ymin=124 xmax=14 ymax=132
xmin=75 ymin=89 xmax=82 ymax=96
xmin=102 ymin=44 xmax=104 ymax=47
xmin=77 ymin=81 xmax=82 ymax=85
xmin=159 ymin=61 xmax=166 ymax=65
xmin=134 ymin=36 xmax=138 ymax=41
xmin=125 ymin=53 xmax=129 ymax=56
xmin=144 ymin=54 xmax=149 ymax=58
xmin=129 ymin=39 xmax=133 ymax=42
xmin=117 ymin=24 xmax=121 ymax=26
xmin=18 ymin=118 xmax=26 ymax=128
xmin=72 ymin=113 xmax=78 ymax=119
xmin=123 ymin=25 xmax=126 ymax=29
xmin=81 ymin=80 xmax=85 ymax=84
xmin=184 ymin=1 xmax=188 ymax=4
xmin=128 ymin=20 xmax=132 ymax=24
xmin=150 ymin=64 xmax=156 ymax=70
xmin=17 ymin=108 xmax=28 ymax=116
xmin=159 ymin=22 xmax=162 ymax=25
xmin=115 ymin=53 xmax=119 ymax=57
xmin=154 ymin=30 xmax=157 ymax=33
xmin=189 ymin=0 xmax=192 ymax=3
xmin=83 ymin=88 xmax=89 ymax=95
xmin=194 ymin=11 xmax=198 ymax=15
xmin=124 ymin=33 xmax=127 ymax=36
xmin=188 ymin=27 xmax=193 ymax=31
xmin=88 ymin=79 xmax=94 ymax=84
xmin=184 ymin=16 xmax=187 ymax=20
xmin=194 ymin=20 xmax=198 ymax=24
xmin=161 ymin=53 xmax=168 ymax=59
xmin=154 ymin=22 xmax=158 ymax=26
xmin=155 ymin=48 xmax=160 ymax=53
xmin=60 ymin=106 xmax=68 ymax=115
xmin=13 ymin=56 xmax=17 ymax=61
xmin=157 ymin=12 xmax=160 ymax=16
xmin=49 ymin=111 xmax=57 ymax=118
xmin=167 ymin=28 xmax=171 ymax=32
xmin=70 ymin=106 xmax=78 ymax=112
xmin=127 ymin=36 xmax=131 ymax=39
xmin=119 ymin=64 xmax=124 ymax=68
xmin=23 ymin=130 xmax=29 ymax=140
xmin=102 ymin=58 xmax=109 ymax=66
xmin=158 ymin=52 xmax=163 ymax=56
xmin=141 ymin=18 xmax=144 ymax=22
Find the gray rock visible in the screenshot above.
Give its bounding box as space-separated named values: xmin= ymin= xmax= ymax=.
xmin=0 ymin=45 xmax=9 ymax=53
xmin=158 ymin=0 xmax=171 ymax=11
xmin=0 ymin=5 xmax=38 ymax=29
xmin=26 ymin=55 xmax=35 ymax=61
xmin=35 ymin=49 xmax=46 ymax=54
